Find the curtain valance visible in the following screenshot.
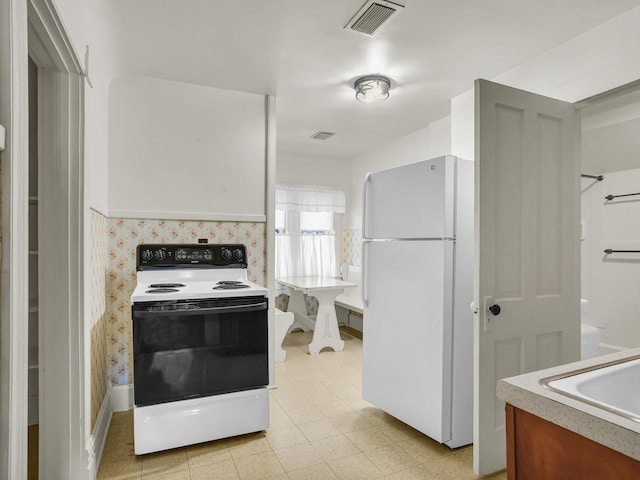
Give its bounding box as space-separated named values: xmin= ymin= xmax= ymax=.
xmin=275 ymin=186 xmax=345 ymax=213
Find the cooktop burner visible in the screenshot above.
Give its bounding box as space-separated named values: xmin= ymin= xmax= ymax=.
xmin=217 ymin=281 xmax=244 ymax=286
xmin=213 ymin=283 xmax=250 ymax=290
xmin=149 ymin=283 xmax=186 ymax=288
xmin=146 ymin=288 xmax=181 ymax=293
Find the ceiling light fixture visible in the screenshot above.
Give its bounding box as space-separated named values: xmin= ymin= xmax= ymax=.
xmin=354 ymin=75 xmax=391 ymax=102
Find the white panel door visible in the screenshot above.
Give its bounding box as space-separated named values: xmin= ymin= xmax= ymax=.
xmin=363 ymin=156 xmax=455 ymax=239
xmin=362 ymin=239 xmax=453 ymax=443
xmin=474 ymin=79 xmax=580 ymax=474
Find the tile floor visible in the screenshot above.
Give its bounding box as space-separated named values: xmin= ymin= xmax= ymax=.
xmin=97 ymin=331 xmax=507 ymax=480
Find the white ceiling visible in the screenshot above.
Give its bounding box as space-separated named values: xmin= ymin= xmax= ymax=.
xmin=108 ymin=0 xmax=640 ymax=160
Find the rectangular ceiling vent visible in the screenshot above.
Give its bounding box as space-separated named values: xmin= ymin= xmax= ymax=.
xmin=310 ymin=131 xmax=335 ymax=140
xmin=344 ymin=0 xmax=404 ymax=36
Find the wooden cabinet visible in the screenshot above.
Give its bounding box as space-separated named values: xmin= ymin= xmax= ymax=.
xmin=506 ymin=404 xmax=640 ymax=479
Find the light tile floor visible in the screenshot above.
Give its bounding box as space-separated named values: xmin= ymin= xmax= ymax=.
xmin=98 ymin=331 xmax=507 ymax=480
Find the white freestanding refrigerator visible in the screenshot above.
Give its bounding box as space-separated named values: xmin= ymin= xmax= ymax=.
xmin=361 ymin=155 xmax=473 ymax=448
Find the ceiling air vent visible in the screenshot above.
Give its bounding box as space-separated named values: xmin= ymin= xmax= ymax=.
xmin=310 ymin=131 xmax=335 ymax=140
xmin=344 ymin=0 xmax=404 ymax=36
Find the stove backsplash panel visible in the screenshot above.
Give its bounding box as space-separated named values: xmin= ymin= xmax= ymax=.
xmin=106 ymin=218 xmax=266 ymax=386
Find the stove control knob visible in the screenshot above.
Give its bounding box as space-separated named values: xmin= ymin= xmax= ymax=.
xmin=154 ymin=249 xmax=166 ymax=261
xmin=233 ymin=249 xmax=244 ymax=261
xmin=221 ymin=248 xmax=232 ymax=260
xmin=141 ymin=249 xmax=153 ymax=262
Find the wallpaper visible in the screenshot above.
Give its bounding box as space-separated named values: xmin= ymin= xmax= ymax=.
xmin=89 ymin=209 xmax=108 ymax=432
xmin=106 ymin=219 xmax=266 ymax=386
xmin=90 ymin=210 xmax=108 ymax=326
xmin=341 ymin=228 xmax=362 ymax=266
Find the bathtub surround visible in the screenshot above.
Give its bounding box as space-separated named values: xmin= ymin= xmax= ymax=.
xmin=581 ymin=168 xmax=640 ymax=352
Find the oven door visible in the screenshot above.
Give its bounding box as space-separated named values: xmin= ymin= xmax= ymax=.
xmin=132 ymin=296 xmax=268 ymax=407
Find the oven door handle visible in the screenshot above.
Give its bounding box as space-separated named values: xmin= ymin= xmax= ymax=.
xmin=134 ymin=301 xmax=268 ymax=317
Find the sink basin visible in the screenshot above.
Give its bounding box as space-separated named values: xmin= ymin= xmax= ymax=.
xmin=540 ymin=355 xmax=640 ymax=424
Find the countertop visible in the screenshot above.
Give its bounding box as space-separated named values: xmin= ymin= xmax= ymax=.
xmin=497 ymin=347 xmax=640 ymax=461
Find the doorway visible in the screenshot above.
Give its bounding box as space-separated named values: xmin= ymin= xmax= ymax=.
xmin=579 ymin=84 xmax=640 ymax=356
xmin=28 ymin=4 xmax=87 ymax=476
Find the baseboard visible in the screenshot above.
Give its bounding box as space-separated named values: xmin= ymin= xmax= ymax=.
xmin=340 ymin=325 xmax=362 ymax=340
xmin=86 ymin=387 xmax=113 ymax=478
xmin=111 ymin=384 xmax=134 ymax=412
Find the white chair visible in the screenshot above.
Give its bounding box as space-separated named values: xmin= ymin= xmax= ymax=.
xmin=335 ymin=264 xmax=363 ymax=314
xmin=274 ymin=308 xmax=294 ymax=362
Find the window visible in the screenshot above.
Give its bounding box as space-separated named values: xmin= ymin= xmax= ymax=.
xmin=275 ymin=209 xmax=286 ymax=234
xmin=300 ymin=211 xmax=333 ymax=234
xmin=275 ymin=210 xmax=333 ymax=235
xmin=274 ymin=186 xmax=345 ymax=284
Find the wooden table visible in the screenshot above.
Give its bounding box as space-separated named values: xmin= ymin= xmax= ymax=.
xmin=276 ymin=276 xmax=356 ymax=355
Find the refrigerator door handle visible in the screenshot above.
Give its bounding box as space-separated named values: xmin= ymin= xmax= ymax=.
xmin=362 ymin=173 xmax=371 ymax=239
xmin=361 ymin=239 xmax=371 ymax=307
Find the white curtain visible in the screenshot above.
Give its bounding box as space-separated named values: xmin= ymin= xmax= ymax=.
xmin=275 ymin=234 xmax=337 ymax=279
xmin=276 ymin=186 xmax=345 ymax=213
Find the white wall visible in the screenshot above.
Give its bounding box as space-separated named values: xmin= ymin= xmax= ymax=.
xmin=276 ymin=151 xmax=351 ymax=193
xmin=108 ymin=75 xmax=266 ymax=220
xmin=345 ymin=116 xmax=452 ymax=227
xmin=581 ymin=89 xmax=640 ymax=174
xmin=493 ymin=6 xmax=640 ymax=103
xmin=581 ymin=168 xmax=640 ymax=350
xmin=276 ymin=150 xmax=351 ymax=226
xmin=451 ymin=90 xmax=474 ymax=161
xmin=450 ymin=5 xmax=640 ymax=160
xmin=85 ymin=71 xmax=113 ymax=216
xmin=52 ymin=0 xmax=116 ymax=213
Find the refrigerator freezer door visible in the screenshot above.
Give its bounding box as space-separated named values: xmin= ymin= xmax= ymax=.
xmin=363 ymin=156 xmax=455 ymax=240
xmin=362 ymin=239 xmax=453 ymax=443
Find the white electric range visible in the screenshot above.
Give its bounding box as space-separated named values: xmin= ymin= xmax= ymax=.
xmin=131 ymin=243 xmax=269 ymax=455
